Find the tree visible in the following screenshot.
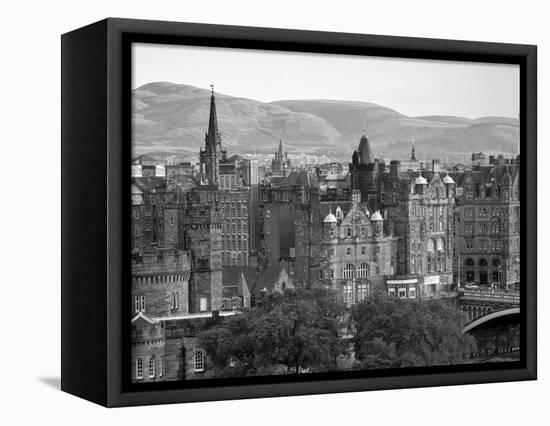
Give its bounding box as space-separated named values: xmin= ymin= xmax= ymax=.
xmin=197 ymin=288 xmax=347 ymax=377
xmin=351 ymin=291 xmax=476 ymax=369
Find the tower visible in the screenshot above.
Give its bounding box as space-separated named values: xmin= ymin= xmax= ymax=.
xmin=199 ymin=85 xmax=226 ymax=186
xmin=411 ymin=139 xmax=417 ymax=161
xmin=182 ymin=203 xmax=223 ymax=313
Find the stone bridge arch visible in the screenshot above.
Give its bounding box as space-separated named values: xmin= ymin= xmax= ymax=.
xmin=462 ymin=307 xmax=520 ymax=334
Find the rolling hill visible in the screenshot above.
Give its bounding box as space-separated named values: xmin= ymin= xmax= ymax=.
xmin=133 ymin=82 xmax=519 ymax=162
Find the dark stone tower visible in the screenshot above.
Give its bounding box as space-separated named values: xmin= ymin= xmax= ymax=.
xmin=182 ymin=203 xmax=223 ymax=313
xmin=350 ymin=135 xmax=383 ymax=208
xmin=199 ymin=85 xmax=226 ymax=186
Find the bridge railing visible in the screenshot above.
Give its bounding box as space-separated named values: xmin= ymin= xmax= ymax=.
xmin=459 ymin=289 xmax=520 ymax=303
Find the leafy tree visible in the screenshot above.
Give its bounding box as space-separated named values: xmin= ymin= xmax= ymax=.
xmin=351 ymin=291 xmax=476 ymax=369
xmin=198 ymin=288 xmax=347 ymax=377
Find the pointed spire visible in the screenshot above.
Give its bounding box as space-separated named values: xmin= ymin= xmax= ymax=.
xmin=278 ymin=138 xmax=283 ymax=159
xmin=357 ymin=135 xmax=374 ymax=165
xmin=206 ymin=84 xmax=220 ymax=148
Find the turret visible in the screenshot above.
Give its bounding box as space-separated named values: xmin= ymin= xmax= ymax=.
xmin=370 ymin=210 xmax=384 ymax=236
xmin=415 ymin=174 xmax=428 ymax=194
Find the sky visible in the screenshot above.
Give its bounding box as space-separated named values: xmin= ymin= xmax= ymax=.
xmin=132 ymin=43 xmax=519 ymax=119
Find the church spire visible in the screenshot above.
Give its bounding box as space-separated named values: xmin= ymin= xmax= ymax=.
xmin=278 ymin=138 xmax=283 ymax=159
xmin=411 ymin=138 xmax=417 ymax=161
xmin=206 ymin=83 xmax=221 ymax=148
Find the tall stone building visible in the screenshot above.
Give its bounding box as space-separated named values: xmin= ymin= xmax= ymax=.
xmin=319 ymin=190 xmax=398 ymax=305
xmin=452 ymin=154 xmax=520 ymax=289
xmin=181 ymin=203 xmax=223 ymax=313
xmin=195 ymin=87 xmax=254 ymax=266
xmin=350 ymin=135 xmax=455 ymax=295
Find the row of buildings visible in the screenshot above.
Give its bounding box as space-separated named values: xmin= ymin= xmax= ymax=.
xmin=130 ymin=87 xmax=520 ymax=383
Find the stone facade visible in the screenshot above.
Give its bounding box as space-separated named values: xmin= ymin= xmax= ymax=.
xmin=452 ymin=155 xmax=520 ymax=289
xmin=319 ymin=191 xmax=398 ymax=305
xmin=131 ymin=250 xmax=192 ymax=319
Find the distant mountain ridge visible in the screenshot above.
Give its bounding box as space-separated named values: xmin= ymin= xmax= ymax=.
xmin=133 ymin=82 xmax=519 ymax=162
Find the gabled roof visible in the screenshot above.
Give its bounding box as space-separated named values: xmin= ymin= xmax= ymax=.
xmin=131 ymin=312 xmax=157 ymax=324
xmin=340 ymin=202 xmax=372 ymax=227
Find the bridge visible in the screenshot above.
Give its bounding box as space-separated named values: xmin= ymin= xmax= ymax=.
xmin=457 ymin=288 xmax=520 ymax=333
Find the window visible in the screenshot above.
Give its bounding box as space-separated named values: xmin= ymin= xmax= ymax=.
xmin=135 ymin=225 xmax=140 ymax=237
xmin=149 ymin=357 xmax=155 ymax=378
xmin=361 ymin=246 xmax=366 ymax=255
xmin=194 ymin=352 xmax=204 ymax=372
xmin=199 ymin=297 xmax=207 ymax=312
xmin=343 ymin=284 xmax=354 ymax=304
xmin=319 ymin=270 xmax=324 ymax=280
xmin=388 ymin=287 xmax=396 ymax=297
xmin=357 ymin=263 xmax=369 ymax=278
xmin=134 ymin=296 xmax=140 ymax=313
xmin=466 ymin=239 xmax=474 ymax=250
xmin=140 ymin=295 xmax=145 ymax=312
xmin=343 ymin=264 xmax=355 ymax=279
xmin=357 ymin=284 xmax=368 ymax=301
xmin=346 ymin=227 xmax=352 ymax=237
xmin=409 ymin=287 xmax=416 ymax=299
xmin=329 ymin=268 xmax=334 ymax=279
xmin=398 ymin=288 xmax=407 ymax=298
xmin=439 ymin=217 xmax=444 ymax=231
xmin=159 ymin=356 xmax=164 ymax=377
xmin=346 ymin=247 xmax=351 ymax=256
xmin=136 ymin=359 xmax=143 ymax=379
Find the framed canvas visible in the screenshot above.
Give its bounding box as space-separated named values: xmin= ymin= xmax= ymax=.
xmin=61 ymin=18 xmax=537 ymax=407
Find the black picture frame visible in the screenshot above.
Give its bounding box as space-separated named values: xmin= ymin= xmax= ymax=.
xmin=61 ymin=17 xmax=537 ymax=407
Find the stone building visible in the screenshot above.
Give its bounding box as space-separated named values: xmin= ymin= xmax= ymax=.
xmin=452 ymin=154 xmax=520 ymax=289
xmin=194 ymin=87 xmax=256 ymax=266
xmin=260 ymin=171 xmax=319 ymax=278
xmin=319 ymin=190 xmax=398 ymax=305
xmin=180 ymin=203 xmax=223 ymax=313
xmin=350 ymin=135 xmax=455 ymax=296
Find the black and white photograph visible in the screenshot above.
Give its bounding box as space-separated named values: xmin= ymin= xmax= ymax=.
xmin=130 ymin=43 xmax=521 ymax=383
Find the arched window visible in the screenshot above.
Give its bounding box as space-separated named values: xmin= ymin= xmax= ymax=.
xmin=427 ymin=239 xmax=435 ymax=252
xmin=335 ymin=207 xmax=343 ymax=220
xmin=194 ymin=351 xmax=204 ymax=372
xmin=492 ymin=258 xmax=501 ymax=267
xmin=149 ymin=356 xmax=155 ymax=378
xmin=436 ymin=238 xmax=445 ymax=252
xmin=346 ymin=227 xmax=352 ymax=237
xmin=357 ymin=263 xmax=369 ymax=278
xmin=136 ymin=358 xmax=143 ymax=379
xmin=479 ymin=259 xmax=488 ymax=267
xmin=465 ymin=258 xmax=475 ymax=266
xmin=318 ymin=270 xmax=324 ymax=280
xmin=343 ymin=264 xmax=355 ymax=279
